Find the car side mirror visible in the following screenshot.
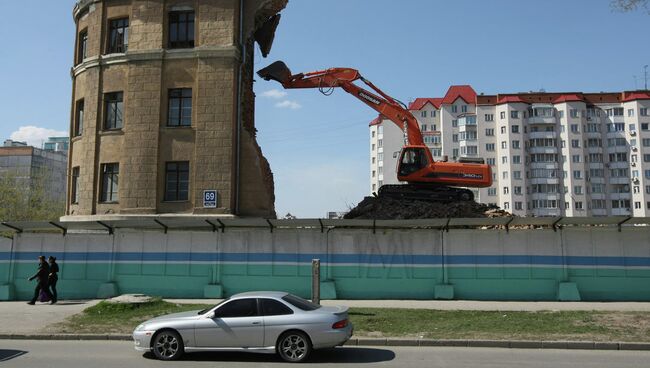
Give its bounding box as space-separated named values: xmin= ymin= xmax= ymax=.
xmin=205 ymin=311 xmax=216 ymax=319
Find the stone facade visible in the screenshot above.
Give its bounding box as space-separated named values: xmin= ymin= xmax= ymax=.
xmin=66 ymin=0 xmax=284 ymax=219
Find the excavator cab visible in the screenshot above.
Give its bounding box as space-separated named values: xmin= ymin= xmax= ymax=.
xmin=398 ymin=146 xmax=429 ymax=177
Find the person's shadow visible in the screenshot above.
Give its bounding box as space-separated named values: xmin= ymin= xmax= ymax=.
xmin=0 ymin=349 xmax=27 ymax=362
xmin=144 ymin=347 xmax=396 ymax=363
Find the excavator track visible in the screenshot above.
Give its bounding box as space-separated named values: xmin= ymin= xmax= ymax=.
xmin=378 ymin=184 xmax=475 ymax=202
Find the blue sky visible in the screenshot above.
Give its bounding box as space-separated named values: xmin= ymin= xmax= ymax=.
xmin=1 ymin=1 xmax=649 ymax=218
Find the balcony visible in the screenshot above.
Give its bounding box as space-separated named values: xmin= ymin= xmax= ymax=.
xmin=531 ymin=192 xmax=561 ymax=200
xmin=592 ymin=209 xmax=607 ymax=216
xmin=458 ymin=115 xmax=477 ymax=127
xmin=528 ymin=131 xmax=557 ymax=139
xmin=609 ymin=177 xmax=630 ymax=185
xmin=612 ymin=208 xmax=632 ymax=216
xmin=530 ymin=177 xmax=560 ymax=185
xmin=530 ymin=162 xmax=559 ymax=170
xmin=587 ymin=146 xmax=602 ymax=153
xmin=531 ymin=208 xmax=561 ymax=217
xmin=608 ymin=161 xmax=629 ymax=169
xmin=527 ymin=116 xmax=556 ymax=125
xmin=528 ymin=146 xmax=558 ymax=154
xmin=610 ymin=192 xmax=631 ymax=199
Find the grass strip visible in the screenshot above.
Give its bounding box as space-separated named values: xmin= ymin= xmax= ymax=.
xmin=49 ymin=300 xmax=650 ymax=342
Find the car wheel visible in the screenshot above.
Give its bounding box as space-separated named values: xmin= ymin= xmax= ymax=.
xmin=152 ymin=330 xmax=184 ymax=361
xmin=277 ymin=331 xmax=312 ymax=363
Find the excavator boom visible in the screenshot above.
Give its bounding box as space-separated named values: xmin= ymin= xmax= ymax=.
xmin=258 ymin=61 xmax=493 ymax=201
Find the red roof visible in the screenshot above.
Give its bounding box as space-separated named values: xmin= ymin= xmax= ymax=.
xmin=497 ymin=95 xmax=529 ymax=104
xmin=441 ymin=85 xmax=477 ymax=105
xmin=622 ymin=91 xmax=650 ymax=102
xmin=369 ymin=115 xmax=383 ymax=126
xmin=408 ymin=98 xmax=443 ymax=110
xmin=552 ymin=94 xmax=584 ymax=103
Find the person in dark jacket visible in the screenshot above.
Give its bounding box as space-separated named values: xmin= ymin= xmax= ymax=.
xmin=48 ymin=256 xmax=59 ymax=304
xmin=27 ymin=255 xmax=53 ymax=305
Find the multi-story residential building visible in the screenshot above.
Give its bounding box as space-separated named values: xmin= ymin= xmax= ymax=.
xmin=369 ymin=85 xmax=650 ymax=217
xmin=0 ymin=139 xmax=67 ymax=203
xmin=43 ymin=137 xmax=70 ymax=155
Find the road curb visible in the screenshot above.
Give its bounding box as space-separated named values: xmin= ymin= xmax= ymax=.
xmin=1 ymin=335 xmax=650 ymax=351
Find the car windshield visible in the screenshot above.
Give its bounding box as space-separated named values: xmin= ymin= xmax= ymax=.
xmin=197 ymin=298 xmax=229 ymax=315
xmin=281 ymin=294 xmax=321 ymax=311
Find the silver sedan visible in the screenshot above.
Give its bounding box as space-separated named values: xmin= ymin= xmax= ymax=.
xmin=133 ymin=291 xmax=353 ymax=362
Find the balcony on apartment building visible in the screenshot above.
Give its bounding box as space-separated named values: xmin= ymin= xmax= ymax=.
xmin=527 ymin=105 xmax=556 ymax=125
xmin=528 ymin=130 xmax=557 ymax=140
xmin=457 ymin=114 xmax=477 ymax=130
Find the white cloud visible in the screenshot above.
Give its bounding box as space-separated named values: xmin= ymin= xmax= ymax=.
xmin=10 ymin=126 xmax=67 ymax=148
xmin=261 ymin=89 xmax=288 ymax=99
xmin=275 ymin=100 xmax=302 ymax=109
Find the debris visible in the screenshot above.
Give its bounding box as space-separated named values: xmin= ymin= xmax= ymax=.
xmin=344 ymin=196 xmax=511 ymax=220
xmin=106 ymin=294 xmax=154 ymax=304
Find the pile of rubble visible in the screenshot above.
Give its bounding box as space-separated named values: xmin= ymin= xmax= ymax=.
xmin=344 ymin=196 xmax=511 ymax=220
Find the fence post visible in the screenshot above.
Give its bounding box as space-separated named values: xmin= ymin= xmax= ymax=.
xmin=311 ymin=259 xmax=320 ymax=305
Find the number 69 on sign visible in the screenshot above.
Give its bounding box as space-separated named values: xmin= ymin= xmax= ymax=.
xmin=203 ymin=190 xmax=217 ymax=208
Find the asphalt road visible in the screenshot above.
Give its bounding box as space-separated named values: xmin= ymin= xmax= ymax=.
xmin=1 ymin=340 xmax=650 ymax=368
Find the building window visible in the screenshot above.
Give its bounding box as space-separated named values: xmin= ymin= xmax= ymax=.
xmin=570 ymin=109 xmax=578 ymax=118
xmin=515 ymin=202 xmax=522 ymax=210
xmin=513 ymin=171 xmax=521 ymax=180
xmin=500 ymin=111 xmax=506 ymax=119
xmin=452 ymin=105 xmax=458 ymax=113
xmin=104 ymin=92 xmax=124 ymax=130
xmin=452 ymin=119 xmax=458 ymax=127
xmin=486 ymin=158 xmax=495 ymax=166
xmin=421 ymin=111 xmax=427 ymax=118
xmin=77 ymin=29 xmax=88 ymax=64
xmin=485 ymin=114 xmax=494 ymax=122
xmin=74 ymin=99 xmax=84 ymax=136
xmin=500 ymin=126 xmax=506 ymax=134
xmin=570 ymin=124 xmax=579 ymax=133
xmin=165 ymin=162 xmax=190 ymax=201
xmin=571 ymin=139 xmax=580 ymax=148
xmin=452 ymin=148 xmax=459 ymax=158
xmin=378 ymin=153 xmax=383 ymax=161
xmin=573 ymin=170 xmax=582 ymax=179
xmin=461 ymin=105 xmax=467 ymax=113
xmin=168 ymin=89 xmax=192 ymax=126
xmin=485 ymin=128 xmax=494 ymax=136
xmin=107 ymin=18 xmax=129 ymax=53
xmin=511 ymin=125 xmax=519 ymax=133
xmin=100 ymin=163 xmax=119 ymax=203
xmin=501 ymin=141 xmax=507 ymax=149
xmin=503 ymin=187 xmax=509 ymax=194
xmin=452 ymin=134 xmax=458 ymax=142
xmin=574 ymin=185 xmax=582 ymax=195
xmin=628 ymin=109 xmax=635 ymax=117
xmin=512 ymin=140 xmax=520 ymax=149
xmin=575 ymin=202 xmax=583 ymax=210
xmin=71 ymin=167 xmax=80 ymax=204
xmin=488 ymin=188 xmax=496 ymax=196
xmin=502 ymin=156 xmax=508 ymax=164
xmin=504 ymin=202 xmax=510 ymax=209
xmin=512 ymin=155 xmax=521 ymax=164
xmin=169 ymin=11 xmax=195 ymax=48
xmin=510 ymin=111 xmax=519 ymax=119
xmin=641 ymin=108 xmax=648 ymax=116
xmin=486 ymin=143 xmax=495 ymax=151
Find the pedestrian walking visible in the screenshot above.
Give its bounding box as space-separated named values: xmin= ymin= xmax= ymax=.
xmin=48 ymin=256 xmax=59 ymax=304
xmin=27 ymin=255 xmax=53 ymax=305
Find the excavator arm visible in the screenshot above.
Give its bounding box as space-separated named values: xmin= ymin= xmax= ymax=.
xmin=257 ymin=61 xmax=493 ymax=201
xmin=257 ymin=61 xmax=425 ymax=147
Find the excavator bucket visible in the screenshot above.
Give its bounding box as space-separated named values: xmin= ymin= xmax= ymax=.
xmin=257 ymin=61 xmax=292 ymax=84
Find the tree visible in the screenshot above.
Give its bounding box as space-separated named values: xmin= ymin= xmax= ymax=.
xmin=0 ymin=168 xmax=65 ymax=221
xmin=611 ymin=0 xmax=650 ymax=13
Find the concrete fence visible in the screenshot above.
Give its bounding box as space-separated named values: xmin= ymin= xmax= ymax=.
xmin=1 ymin=221 xmax=650 ymax=301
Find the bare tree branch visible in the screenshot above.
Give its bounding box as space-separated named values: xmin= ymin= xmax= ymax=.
xmin=611 ymin=0 xmax=650 ymax=13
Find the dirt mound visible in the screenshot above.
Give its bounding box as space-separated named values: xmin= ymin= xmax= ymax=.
xmin=344 ymin=196 xmax=511 ymax=220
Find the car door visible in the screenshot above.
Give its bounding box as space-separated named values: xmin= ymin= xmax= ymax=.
xmin=259 ymin=298 xmax=295 ymax=347
xmin=194 ymin=298 xmax=264 ymax=348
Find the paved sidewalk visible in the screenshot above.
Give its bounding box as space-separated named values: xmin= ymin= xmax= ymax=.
xmin=2 ymin=298 xmax=650 ymax=336
xmin=0 ymin=300 xmax=99 ymax=335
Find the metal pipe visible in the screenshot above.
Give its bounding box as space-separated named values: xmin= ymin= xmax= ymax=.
xmin=234 ymin=0 xmax=245 ymax=215
xmin=311 ymin=259 xmax=321 ymax=305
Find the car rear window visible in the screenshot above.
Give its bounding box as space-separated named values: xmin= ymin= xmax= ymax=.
xmin=281 ymin=294 xmax=321 ymax=311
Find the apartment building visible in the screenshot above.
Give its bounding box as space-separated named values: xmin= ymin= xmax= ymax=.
xmin=369 ymin=85 xmax=650 ymax=217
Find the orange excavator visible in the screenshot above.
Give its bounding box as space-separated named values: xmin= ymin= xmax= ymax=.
xmin=257 ymin=61 xmax=492 ymax=201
